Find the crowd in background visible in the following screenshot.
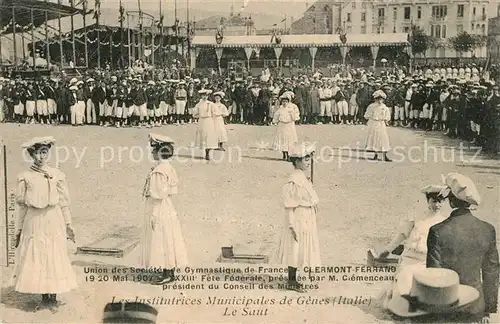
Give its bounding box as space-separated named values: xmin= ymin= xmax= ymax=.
xmin=1 ymin=60 xmax=499 ymax=155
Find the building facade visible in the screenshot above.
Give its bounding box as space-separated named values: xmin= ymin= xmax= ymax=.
xmin=292 ymin=0 xmax=490 ymax=58
xmin=488 ymin=14 xmax=500 ymax=62
xmin=194 ymin=13 xmax=256 ymax=36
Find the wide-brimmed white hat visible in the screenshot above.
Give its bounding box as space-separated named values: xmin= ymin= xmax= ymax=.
xmin=387 ymin=268 xmax=479 ymax=318
xmin=69 ymin=77 xmax=78 ymax=85
xmin=148 ymin=81 xmax=156 ymax=86
xmin=279 ymin=93 xmax=291 ymax=101
xmin=420 ymin=184 xmax=447 ymax=195
xmin=198 ymin=89 xmax=211 ymax=94
xmin=288 ymin=142 xmax=316 ymax=158
xmin=21 ymin=136 xmax=56 ymax=149
xmin=372 ymin=90 xmax=387 ymax=99
xmin=149 ymin=133 xmax=174 ymax=145
xmin=439 ymin=173 xmax=481 ymax=205
xmin=86 ymin=78 xmax=95 ymax=83
xmin=69 ymin=85 xmax=78 ymax=91
xmin=213 ymin=91 xmax=225 ymax=98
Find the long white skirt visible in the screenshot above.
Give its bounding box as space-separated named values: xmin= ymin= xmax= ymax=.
xmin=12 ymin=206 xmax=78 ymax=293
xmin=194 ymin=117 xmax=218 ymax=149
xmin=365 ymin=119 xmax=391 ymax=152
xmin=213 ymin=116 xmax=228 ymax=143
xmin=140 ymin=197 xmax=188 ymax=269
xmin=273 ymin=122 xmax=298 ymax=152
xmin=274 ymin=206 xmax=321 ymax=268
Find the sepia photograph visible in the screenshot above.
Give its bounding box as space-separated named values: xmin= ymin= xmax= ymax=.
xmin=0 ymin=0 xmax=499 ymax=322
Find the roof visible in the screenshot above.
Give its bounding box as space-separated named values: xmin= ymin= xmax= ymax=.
xmin=191 ymin=33 xmax=410 ymax=48
xmin=196 ymin=13 xmax=254 ymax=30
xmin=1 ymin=0 xmax=87 ymax=35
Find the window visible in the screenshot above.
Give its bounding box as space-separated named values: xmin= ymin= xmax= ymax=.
xmin=471 ymin=23 xmax=474 ymax=32
xmin=404 ymin=7 xmax=411 ymax=20
xmin=435 ymin=25 xmax=441 ymax=37
xmin=482 ymin=24 xmax=485 ymax=35
xmin=482 ymin=7 xmax=486 ymax=16
xmin=347 ymin=26 xmax=352 ymax=33
xmin=403 ymin=26 xmax=410 ymax=33
xmin=393 ymin=8 xmax=397 ymax=20
xmin=378 ymin=8 xmax=385 ymax=17
xmin=377 ymin=25 xmax=385 ymax=33
xmin=362 ymin=3 xmax=367 ymax=9
xmin=457 ymin=24 xmax=463 ymax=33
xmin=432 ymin=5 xmax=447 ymax=19
xmin=431 ymin=25 xmax=435 ymax=36
xmin=457 ymin=4 xmax=464 ymax=18
xmin=442 ymin=25 xmax=446 ymax=38
xmin=417 ymin=7 xmax=422 ymax=19
xmin=352 ymin=2 xmax=356 ymax=9
xmin=473 ymin=7 xmax=476 ymax=15
xmin=361 ymin=12 xmax=366 ymax=22
xmin=361 ymin=25 xmax=366 ymax=34
xmin=347 ymin=13 xmax=351 ymax=22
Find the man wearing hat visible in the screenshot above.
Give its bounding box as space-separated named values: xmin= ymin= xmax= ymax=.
xmin=46 ymin=78 xmax=58 ymax=125
xmin=427 ymin=173 xmax=499 ymax=322
xmin=84 ymin=78 xmax=97 ymax=124
xmin=173 ymin=81 xmax=187 ymax=125
xmin=132 ymin=79 xmax=148 ymax=127
xmin=93 ymin=80 xmax=107 ymax=126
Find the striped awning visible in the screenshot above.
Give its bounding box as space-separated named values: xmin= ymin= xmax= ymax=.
xmin=191 ymin=33 xmax=409 ymax=48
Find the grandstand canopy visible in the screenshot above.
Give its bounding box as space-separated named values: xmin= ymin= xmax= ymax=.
xmin=0 ymin=0 xmax=87 ymax=35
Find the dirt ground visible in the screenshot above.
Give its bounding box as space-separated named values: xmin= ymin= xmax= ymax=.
xmin=0 ymin=123 xmax=498 ymax=323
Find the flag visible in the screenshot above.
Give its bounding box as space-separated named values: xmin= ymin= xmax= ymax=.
xmin=281 ymin=17 xmax=286 ymax=22
xmin=118 ymin=3 xmax=125 ymax=23
xmin=93 ymin=0 xmax=101 ymax=21
xmin=157 ymin=15 xmax=164 ymax=29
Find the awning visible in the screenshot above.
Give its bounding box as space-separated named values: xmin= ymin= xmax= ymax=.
xmin=191 ymin=33 xmax=409 ymax=48
xmin=1 ymin=0 xmax=88 ymax=35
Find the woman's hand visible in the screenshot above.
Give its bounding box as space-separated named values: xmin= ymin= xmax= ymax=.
xmin=66 ymin=225 xmax=76 ymax=243
xmin=289 ymin=227 xmax=298 ymax=242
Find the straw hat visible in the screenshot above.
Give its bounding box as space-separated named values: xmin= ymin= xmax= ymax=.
xmin=149 ymin=133 xmax=174 ymax=145
xmin=102 ymin=302 xmax=158 ymax=323
xmin=21 ymin=136 xmax=56 ymax=149
xmin=288 ymin=142 xmax=316 ymax=158
xmin=420 ymin=185 xmax=447 ymax=195
xmin=372 ymin=90 xmax=387 ymax=99
xmin=213 ymin=91 xmax=225 ymax=98
xmin=387 ymin=268 xmax=479 ymax=318
xmin=69 ymin=85 xmax=78 ymax=91
xmin=439 ymin=173 xmax=481 ymax=205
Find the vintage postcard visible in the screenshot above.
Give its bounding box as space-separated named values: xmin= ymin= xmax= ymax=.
xmin=0 ymin=0 xmax=499 ymax=323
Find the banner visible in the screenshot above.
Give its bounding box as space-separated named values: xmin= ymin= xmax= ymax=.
xmin=309 ymin=47 xmax=317 ymax=59
xmin=215 ymin=48 xmax=224 ymax=61
xmin=244 ymin=47 xmax=253 ymax=61
xmin=253 ymin=47 xmax=260 ymax=58
xmin=273 ymin=47 xmax=282 ymax=60
xmin=371 ymin=45 xmax=380 ymax=61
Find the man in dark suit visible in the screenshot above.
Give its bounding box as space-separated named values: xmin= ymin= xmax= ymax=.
xmin=427 ymin=173 xmax=499 ymax=323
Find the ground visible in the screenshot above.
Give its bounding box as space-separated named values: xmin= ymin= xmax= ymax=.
xmin=0 ymin=123 xmax=498 ymax=323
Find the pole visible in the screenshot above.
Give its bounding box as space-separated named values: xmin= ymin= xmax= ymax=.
xmin=96 ymin=4 xmax=101 ymax=68
xmin=83 ymin=0 xmax=88 ymax=68
xmin=151 ymin=20 xmax=155 ymax=66
xmin=175 ymin=0 xmax=178 ymax=67
xmin=127 ymin=14 xmax=132 ymax=67
xmin=3 ymin=144 xmax=8 ymax=267
xmin=12 ymin=6 xmax=17 ymax=69
xmin=137 ymin=0 xmax=143 ymax=61
xmin=109 ymin=31 xmax=113 ymax=68
xmin=21 ymin=33 xmax=26 ymax=62
xmin=158 ymin=0 xmax=163 ymax=66
xmin=45 ymin=6 xmax=50 ymax=69
xmin=0 ymin=34 xmax=2 ymax=67
xmin=31 ymin=8 xmax=35 ymax=69
xmin=58 ymin=0 xmax=63 ymax=69
xmin=120 ymin=0 xmax=124 ymax=68
xmin=70 ymin=0 xmax=76 ymax=68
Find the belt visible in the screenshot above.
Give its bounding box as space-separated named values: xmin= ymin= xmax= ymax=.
xmin=176 ymin=98 xmax=186 ymax=100
xmin=320 ymin=98 xmax=330 ymax=101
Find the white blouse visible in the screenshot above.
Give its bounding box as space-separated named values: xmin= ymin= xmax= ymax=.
xmin=143 ymin=162 xmax=179 ymax=200
xmin=283 ymin=169 xmax=319 ymax=208
xmin=273 ymin=104 xmax=300 ymax=124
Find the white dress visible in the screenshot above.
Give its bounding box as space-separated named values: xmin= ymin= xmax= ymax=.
xmin=193 ymin=99 xmax=218 ymax=150
xmin=140 ymin=161 xmax=188 ymax=269
xmin=364 ymin=102 xmax=391 ymax=152
xmin=382 ymin=210 xmax=447 ymax=308
xmin=272 ymin=103 xmax=300 ymax=152
xmin=212 ymin=102 xmax=229 ymax=143
xmin=12 ymin=166 xmax=78 ymax=293
xmin=274 ymin=169 xmax=321 ymax=267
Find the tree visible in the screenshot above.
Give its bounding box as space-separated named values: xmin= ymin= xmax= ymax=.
xmin=409 ymin=25 xmax=433 ymax=57
xmin=448 ymin=32 xmax=482 ymax=57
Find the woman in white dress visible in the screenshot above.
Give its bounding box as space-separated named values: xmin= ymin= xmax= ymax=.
xmin=364 ymin=90 xmax=392 ymax=162
xmin=275 ymin=142 xmax=321 ymax=293
xmin=378 ymin=185 xmax=447 ymax=309
xmin=193 ymin=89 xmax=218 ymax=161
xmin=141 ymin=133 xmax=188 ymax=285
xmin=13 ymin=136 xmax=77 ymax=311
xmin=273 ymin=92 xmax=300 ymax=161
xmin=212 ymin=91 xmax=229 ymax=151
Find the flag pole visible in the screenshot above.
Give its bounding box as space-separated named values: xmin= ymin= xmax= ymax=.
xmin=12 ymin=6 xmax=18 ymax=69
xmin=83 ymin=0 xmax=88 ymax=68
xmin=137 ymin=0 xmax=143 ymax=61
xmin=127 ymin=13 xmax=132 ymax=67
xmin=57 ymin=0 xmax=63 ymax=69
xmin=95 ymin=0 xmax=101 ymax=68
xmin=70 ymin=0 xmax=76 ymax=68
